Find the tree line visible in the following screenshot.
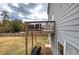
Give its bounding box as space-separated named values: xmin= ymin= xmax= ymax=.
xmin=0 ymin=10 xmax=25 ymax=33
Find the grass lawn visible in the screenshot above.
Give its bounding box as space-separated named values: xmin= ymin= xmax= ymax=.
xmin=0 ymin=37 xmax=26 ymax=55
xmin=0 ymin=36 xmax=50 ymax=55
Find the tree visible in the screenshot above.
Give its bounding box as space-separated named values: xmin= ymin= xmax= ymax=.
xmin=0 ymin=10 xmax=25 ymax=33
xmin=1 ymin=10 xmax=11 ymax=33
xmin=0 ymin=22 xmax=4 ymax=33
xmin=12 ymin=19 xmax=23 ymax=32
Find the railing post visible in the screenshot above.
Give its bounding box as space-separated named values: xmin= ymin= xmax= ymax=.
xmin=35 ymin=31 xmax=36 ymax=43
xmin=25 ymin=32 xmax=28 ymax=55
xmin=25 ymin=22 xmax=28 ymax=55
xmin=31 ymin=31 xmax=33 ymax=48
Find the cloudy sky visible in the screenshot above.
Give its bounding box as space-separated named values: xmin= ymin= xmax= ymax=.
xmin=0 ymin=3 xmax=48 ymax=22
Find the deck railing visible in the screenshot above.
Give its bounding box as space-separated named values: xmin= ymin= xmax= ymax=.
xmin=25 ymin=21 xmax=55 ymax=54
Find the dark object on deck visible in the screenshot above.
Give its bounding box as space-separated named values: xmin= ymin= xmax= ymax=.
xmin=31 ymin=46 xmax=41 ymax=55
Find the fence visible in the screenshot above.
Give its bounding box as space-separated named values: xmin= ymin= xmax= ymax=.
xmin=0 ymin=32 xmax=48 ymax=37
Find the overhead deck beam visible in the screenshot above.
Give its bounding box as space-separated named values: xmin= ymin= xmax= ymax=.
xmin=25 ymin=21 xmax=55 ymax=23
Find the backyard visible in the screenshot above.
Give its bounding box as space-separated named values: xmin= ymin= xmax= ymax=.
xmin=0 ymin=35 xmax=52 ymax=55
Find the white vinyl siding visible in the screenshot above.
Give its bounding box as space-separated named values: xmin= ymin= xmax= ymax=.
xmin=48 ymin=3 xmax=79 ymax=55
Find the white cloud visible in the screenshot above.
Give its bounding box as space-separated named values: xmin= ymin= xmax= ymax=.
xmin=12 ymin=3 xmax=19 ymax=8
xmin=0 ymin=3 xmax=13 ymax=13
xmin=30 ymin=9 xmax=34 ymax=13
xmin=0 ymin=3 xmax=48 ymax=22
xmin=23 ymin=3 xmax=29 ymax=5
xmin=18 ymin=13 xmax=25 ymax=18
xmin=34 ymin=4 xmax=42 ymax=11
xmin=29 ymin=11 xmax=48 ymax=20
xmin=3 ymin=6 xmax=13 ymax=13
xmin=39 ymin=12 xmax=48 ymax=19
xmin=29 ymin=4 xmax=48 ymax=20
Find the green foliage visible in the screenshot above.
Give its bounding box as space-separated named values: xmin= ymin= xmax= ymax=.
xmin=0 ymin=10 xmax=25 ymax=33
xmin=11 ymin=19 xmax=23 ymax=32
xmin=0 ymin=22 xmax=4 ymax=33
xmin=1 ymin=10 xmax=13 ymax=33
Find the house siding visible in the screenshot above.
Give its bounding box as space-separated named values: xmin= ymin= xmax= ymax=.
xmin=48 ymin=3 xmax=79 ymax=55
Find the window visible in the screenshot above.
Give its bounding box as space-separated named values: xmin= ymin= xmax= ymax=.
xmin=58 ymin=42 xmax=64 ymax=55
